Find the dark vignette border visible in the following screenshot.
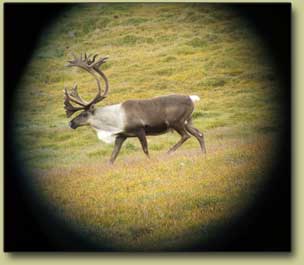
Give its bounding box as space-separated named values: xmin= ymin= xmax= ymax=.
xmin=4 ymin=3 xmax=291 ymax=252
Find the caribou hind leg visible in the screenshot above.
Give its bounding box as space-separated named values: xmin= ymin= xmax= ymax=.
xmin=110 ymin=135 xmax=127 ymax=164
xmin=185 ymin=121 xmax=206 ymax=153
xmin=167 ymin=125 xmax=191 ymax=154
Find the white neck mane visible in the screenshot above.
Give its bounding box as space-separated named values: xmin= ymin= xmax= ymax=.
xmin=89 ymin=104 xmax=126 ymax=144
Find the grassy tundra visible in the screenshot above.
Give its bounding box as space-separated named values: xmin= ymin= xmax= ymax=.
xmin=14 ymin=4 xmax=281 ymax=250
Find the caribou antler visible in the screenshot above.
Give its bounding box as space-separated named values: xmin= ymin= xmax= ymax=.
xmin=63 ymin=53 xmax=109 ymax=117
xmin=64 ymin=86 xmax=86 ymax=118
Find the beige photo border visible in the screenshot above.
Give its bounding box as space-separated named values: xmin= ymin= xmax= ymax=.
xmin=0 ymin=0 xmax=302 ymax=264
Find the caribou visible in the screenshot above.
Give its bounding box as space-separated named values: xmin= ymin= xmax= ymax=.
xmin=64 ymin=53 xmax=206 ymax=163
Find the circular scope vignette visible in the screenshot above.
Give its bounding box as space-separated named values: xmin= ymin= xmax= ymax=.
xmin=6 ymin=3 xmax=290 ymax=251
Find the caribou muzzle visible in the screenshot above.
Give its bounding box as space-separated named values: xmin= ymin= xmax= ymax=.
xmin=69 ymin=121 xmax=78 ymax=129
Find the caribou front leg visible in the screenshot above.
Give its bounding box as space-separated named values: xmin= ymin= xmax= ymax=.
xmin=110 ymin=135 xmax=127 ymax=164
xmin=136 ymin=128 xmax=150 ymax=158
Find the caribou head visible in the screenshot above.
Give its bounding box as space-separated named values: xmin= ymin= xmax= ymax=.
xmin=64 ymin=53 xmax=109 ymax=129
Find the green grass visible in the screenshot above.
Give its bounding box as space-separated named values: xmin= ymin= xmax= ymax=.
xmin=14 ymin=3 xmax=281 ymax=250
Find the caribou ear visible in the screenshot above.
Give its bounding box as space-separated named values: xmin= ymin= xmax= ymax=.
xmin=88 ymin=104 xmax=96 ymax=113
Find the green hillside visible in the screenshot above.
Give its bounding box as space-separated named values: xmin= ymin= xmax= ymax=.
xmin=14 ymin=3 xmax=281 ymax=250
